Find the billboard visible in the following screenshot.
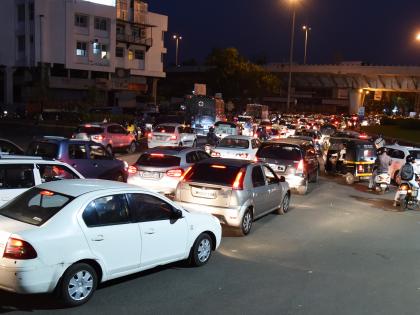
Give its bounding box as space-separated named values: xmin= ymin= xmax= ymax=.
xmin=83 ymin=0 xmax=116 ymax=6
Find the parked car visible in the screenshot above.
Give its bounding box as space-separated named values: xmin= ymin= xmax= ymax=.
xmin=0 ymin=155 xmax=84 ymax=206
xmin=0 ymin=139 xmax=24 ymax=155
xmin=148 ymin=123 xmax=197 ymax=148
xmin=255 ymin=138 xmax=319 ymax=195
xmin=175 ymin=158 xmax=290 ymax=235
xmin=0 ymin=179 xmax=221 ymax=306
xmin=127 ymin=147 xmax=210 ymax=194
xmin=210 ymin=135 xmax=261 ymax=160
xmin=26 ymin=137 xmax=128 ymax=182
xmin=386 ymin=144 xmax=420 ymax=184
xmin=72 ymin=123 xmax=136 ymax=154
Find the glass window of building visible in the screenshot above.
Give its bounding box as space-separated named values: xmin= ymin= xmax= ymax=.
xmin=76 ymin=41 xmax=87 ymax=56
xmin=17 ymin=4 xmax=25 ymax=22
xmin=94 ymin=17 xmax=108 ymax=31
xmin=116 ymin=47 xmax=124 ymax=58
xmin=134 ymin=50 xmax=144 ymax=60
xmin=75 ymin=14 xmax=88 ymax=27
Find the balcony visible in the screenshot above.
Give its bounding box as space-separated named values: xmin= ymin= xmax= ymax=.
xmin=116 ymin=34 xmax=153 ymax=50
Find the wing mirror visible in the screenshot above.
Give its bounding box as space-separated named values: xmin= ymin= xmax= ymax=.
xmin=171 ymin=208 xmax=183 ymax=220
xmin=279 ymin=176 xmax=286 ymax=183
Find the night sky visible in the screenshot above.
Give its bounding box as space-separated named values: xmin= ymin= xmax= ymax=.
xmin=150 ymin=0 xmax=420 ymax=66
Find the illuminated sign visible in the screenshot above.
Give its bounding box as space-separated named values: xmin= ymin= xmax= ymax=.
xmin=83 ymin=0 xmax=116 ymax=6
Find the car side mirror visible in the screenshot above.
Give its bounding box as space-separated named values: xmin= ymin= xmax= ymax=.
xmin=171 ymin=208 xmax=183 ymax=220
xmin=279 ymin=176 xmax=286 ymax=183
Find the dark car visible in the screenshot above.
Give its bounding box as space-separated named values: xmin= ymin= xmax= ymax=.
xmin=0 ymin=139 xmax=24 ymax=155
xmin=26 ymin=137 xmax=128 ymax=181
xmin=256 ymin=138 xmax=319 ymax=195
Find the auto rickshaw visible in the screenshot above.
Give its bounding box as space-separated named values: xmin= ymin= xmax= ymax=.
xmin=341 ymin=139 xmax=376 ymax=185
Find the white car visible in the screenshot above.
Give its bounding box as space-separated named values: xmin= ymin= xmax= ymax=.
xmin=0 ymin=179 xmax=221 ymax=306
xmin=148 ymin=124 xmax=197 ymax=148
xmin=0 ymin=155 xmax=84 ymax=207
xmin=386 ymin=144 xmax=420 ymax=183
xmin=211 ymin=135 xmax=261 ymax=160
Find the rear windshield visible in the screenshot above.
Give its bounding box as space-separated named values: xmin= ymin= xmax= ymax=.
xmin=153 ymin=126 xmax=176 ymax=133
xmin=136 ymin=154 xmax=181 ymax=167
xmin=218 ymin=138 xmax=249 ymax=149
xmin=26 ymin=142 xmax=58 ymax=159
xmin=184 ymin=164 xmax=242 ymax=186
xmin=357 ymin=145 xmax=376 ymax=160
xmin=257 ymin=144 xmax=302 ymax=160
xmin=409 ymin=150 xmax=420 ymax=159
xmin=0 ymin=188 xmax=74 ymax=226
xmin=76 ymin=126 xmax=104 ymax=135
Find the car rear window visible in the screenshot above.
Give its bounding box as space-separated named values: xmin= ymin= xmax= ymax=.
xmin=26 ymin=142 xmax=59 ymax=159
xmin=0 ymin=188 xmax=74 ymax=226
xmin=76 ymin=126 xmax=104 ymax=135
xmin=153 ymin=126 xmax=176 ymax=133
xmin=257 ymin=144 xmax=302 ymax=160
xmin=409 ymin=150 xmax=420 ymax=159
xmin=136 ymin=154 xmax=181 ymax=167
xmin=184 ymin=164 xmax=242 ymax=186
xmin=218 ymin=138 xmax=249 ymax=149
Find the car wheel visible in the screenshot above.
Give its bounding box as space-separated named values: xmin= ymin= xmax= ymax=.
xmin=58 ymin=263 xmax=97 ymax=307
xmin=277 ymin=192 xmax=290 ymax=215
xmin=345 ymin=173 xmax=355 ymax=185
xmin=399 ymin=195 xmax=408 ymax=211
xmin=297 ymin=178 xmax=308 ymax=195
xmin=189 ymin=233 xmax=213 ymax=267
xmin=127 ymin=141 xmax=136 ymax=154
xmin=240 ymin=208 xmax=253 ymax=235
xmin=106 ymin=145 xmax=113 ymax=155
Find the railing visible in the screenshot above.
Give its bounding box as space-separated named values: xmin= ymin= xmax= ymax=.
xmin=116 ymin=34 xmax=153 ymax=47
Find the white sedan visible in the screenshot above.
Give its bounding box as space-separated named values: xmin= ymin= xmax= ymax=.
xmin=211 ymin=135 xmax=261 ymax=160
xmin=0 ymin=179 xmax=221 ymax=306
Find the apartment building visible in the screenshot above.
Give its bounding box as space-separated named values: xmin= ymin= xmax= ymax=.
xmin=0 ymin=0 xmax=168 ymax=111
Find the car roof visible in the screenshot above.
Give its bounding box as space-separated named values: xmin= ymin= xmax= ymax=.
xmin=31 ymin=137 xmax=98 ymax=145
xmin=143 ymin=146 xmax=200 ymax=154
xmin=37 ymin=179 xmax=138 ymax=197
xmin=197 ymin=158 xmax=253 ymax=168
xmin=0 ymin=155 xmax=62 ymax=163
xmin=386 ymin=144 xmax=420 ymax=150
xmin=222 ymin=135 xmax=253 ymax=140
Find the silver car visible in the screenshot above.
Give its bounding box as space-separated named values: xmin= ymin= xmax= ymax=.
xmin=73 ymin=123 xmax=136 ymax=154
xmin=174 ymin=158 xmax=291 ymax=235
xmin=127 ymin=147 xmax=210 ymax=195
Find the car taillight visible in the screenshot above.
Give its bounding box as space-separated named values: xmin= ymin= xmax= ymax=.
xmin=148 ymin=133 xmax=153 ymax=139
xmin=3 ymin=238 xmax=37 ymax=260
xmin=233 ymin=168 xmax=245 ymax=190
xmin=211 ymin=151 xmax=221 ymax=157
xmin=180 ymin=166 xmax=193 ymax=181
xmin=166 ymin=168 xmax=184 ymax=177
xmin=128 ymin=165 xmax=138 ymax=174
xmin=170 ymin=134 xmax=177 ymax=141
xmin=295 ymin=160 xmax=304 ymax=174
xmin=92 ymin=135 xmax=104 ymax=141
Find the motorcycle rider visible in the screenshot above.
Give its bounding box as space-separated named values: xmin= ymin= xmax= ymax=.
xmin=368 ymin=147 xmax=392 ymax=190
xmin=393 ymin=155 xmax=419 ymax=207
xmin=206 ymin=126 xmax=219 ymax=146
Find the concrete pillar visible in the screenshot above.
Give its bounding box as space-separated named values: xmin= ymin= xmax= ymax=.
xmin=4 ymin=67 xmax=15 ymax=106
xmin=349 ymin=89 xmax=362 ymax=115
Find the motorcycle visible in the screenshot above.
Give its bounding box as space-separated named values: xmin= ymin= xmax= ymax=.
xmin=374 ymin=173 xmax=390 ymax=194
xmin=398 ymin=181 xmax=419 ymax=211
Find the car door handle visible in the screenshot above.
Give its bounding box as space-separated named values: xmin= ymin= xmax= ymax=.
xmin=91 ymin=235 xmax=104 ymax=241
xmin=144 ymin=229 xmax=155 ymax=235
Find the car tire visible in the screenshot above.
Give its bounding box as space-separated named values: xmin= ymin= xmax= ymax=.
xmin=58 ymin=263 xmax=98 ymax=307
xmin=297 ymin=179 xmax=308 ymax=195
xmin=106 ymin=145 xmax=113 ymax=155
xmin=240 ymin=208 xmax=253 ymax=236
xmin=345 ymin=173 xmax=355 ymax=185
xmin=277 ymin=192 xmax=290 ymax=215
xmin=189 ymin=233 xmax=213 ymax=267
xmin=127 ymin=141 xmax=136 ymax=154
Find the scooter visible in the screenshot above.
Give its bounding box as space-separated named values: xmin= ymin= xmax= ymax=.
xmin=374 ymin=173 xmax=391 ymax=194
xmin=398 ymin=181 xmax=419 ymax=211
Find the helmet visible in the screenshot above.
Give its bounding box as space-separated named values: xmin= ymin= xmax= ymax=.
xmin=406 ymin=155 xmax=415 ymax=163
xmin=376 ymin=147 xmax=385 ymax=155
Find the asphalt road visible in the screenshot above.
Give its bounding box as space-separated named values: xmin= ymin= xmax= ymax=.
xmin=2 ymin=123 xmax=420 ymax=314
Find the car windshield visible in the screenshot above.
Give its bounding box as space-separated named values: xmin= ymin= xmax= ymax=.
xmin=409 ymin=150 xmax=420 ymax=159
xmin=26 ymin=142 xmax=59 ymax=159
xmin=136 ymin=154 xmax=181 ymax=167
xmin=218 ymin=138 xmax=249 ymax=149
xmin=0 ymin=188 xmax=74 ymax=226
xmin=184 ymin=164 xmax=242 ymax=186
xmin=153 ymin=126 xmax=176 ymax=133
xmin=76 ymin=126 xmax=103 ymax=135
xmin=257 ymin=144 xmax=302 ymax=160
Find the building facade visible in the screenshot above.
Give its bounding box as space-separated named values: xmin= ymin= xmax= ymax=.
xmin=0 ymin=0 xmax=168 ymax=112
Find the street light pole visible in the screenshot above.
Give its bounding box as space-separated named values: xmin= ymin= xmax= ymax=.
xmin=286 ymin=7 xmax=296 ymax=113
xmin=172 ymin=34 xmax=182 ymax=67
xmin=302 ymin=25 xmax=311 ymax=64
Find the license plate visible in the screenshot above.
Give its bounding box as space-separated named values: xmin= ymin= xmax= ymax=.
xmin=192 ymin=188 xmax=216 ymax=199
xmin=141 ymin=171 xmax=160 ymax=179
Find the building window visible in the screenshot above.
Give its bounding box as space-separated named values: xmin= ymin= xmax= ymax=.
xmin=101 ymin=44 xmax=109 ymax=59
xmin=75 ymin=14 xmax=88 ymax=27
xmin=128 ymin=50 xmax=134 ymax=61
xmin=134 ymin=50 xmax=144 ymax=60
xmin=132 ymin=26 xmax=139 ymax=40
xmin=94 ymin=17 xmax=108 ymax=31
xmin=17 ymin=35 xmax=25 ymax=52
xmin=76 ymin=41 xmax=87 ymax=56
xmin=29 ymin=3 xmax=34 ymax=21
xmin=116 ymin=24 xmax=125 ymax=36
xmin=17 ymin=4 xmax=25 ymax=22
xmin=116 ymin=47 xmax=124 ymax=58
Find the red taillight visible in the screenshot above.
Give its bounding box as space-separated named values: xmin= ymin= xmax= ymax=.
xmin=180 ymin=166 xmax=193 ymax=181
xmin=233 ymin=168 xmax=245 ymax=190
xmin=211 ymin=151 xmax=221 ymax=157
xmin=40 ymin=190 xmax=54 ymax=196
xmin=359 ymin=134 xmax=368 ymax=139
xmin=166 ymin=168 xmax=184 ymax=177
xmin=128 ymin=165 xmax=138 ymax=174
xmin=148 ymin=133 xmax=153 ymax=139
xmin=296 ymin=160 xmax=304 ymax=174
xmin=170 ymin=134 xmax=177 ymax=141
xmin=151 ymin=153 xmax=164 ymax=157
xmin=92 ymin=135 xmax=104 ymax=141
xmin=4 ymin=238 xmax=37 ymax=260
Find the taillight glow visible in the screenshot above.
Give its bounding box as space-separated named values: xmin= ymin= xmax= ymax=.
xmin=92 ymin=135 xmax=104 ymax=141
xmin=211 ymin=151 xmax=221 ymax=157
xmin=151 ymin=153 xmax=164 ymax=157
xmin=359 ymin=134 xmax=368 ymax=139
xmin=358 ymin=165 xmax=364 ymax=172
xmin=166 ymin=168 xmax=184 ymax=177
xmin=211 ymin=165 xmax=226 ymax=169
xmin=148 ymin=133 xmax=153 ymax=139
xmin=233 ymin=168 xmax=245 ymax=190
xmin=40 ymin=190 xmax=54 ymax=196
xmin=170 ymin=134 xmax=177 ymax=141
xmin=128 ymin=166 xmax=138 ymax=174
xmin=180 ymin=166 xmax=193 ymax=181
xmin=3 ymin=238 xmax=37 ymax=260
xmin=296 ymin=160 xmax=304 ymax=174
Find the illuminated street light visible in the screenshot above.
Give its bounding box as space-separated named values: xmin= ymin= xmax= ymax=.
xmin=286 ymin=0 xmax=300 ymax=112
xmin=416 ymin=32 xmax=420 ymax=41
xmin=172 ymin=34 xmax=183 ymax=67
xmin=302 ymin=25 xmax=311 ymax=64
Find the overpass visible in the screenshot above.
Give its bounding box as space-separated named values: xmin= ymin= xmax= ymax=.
xmin=264 ymin=63 xmax=420 ymax=114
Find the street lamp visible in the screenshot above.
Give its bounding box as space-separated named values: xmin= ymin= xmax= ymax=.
xmin=302 ymin=25 xmax=311 ymax=64
xmin=172 ymin=34 xmax=182 ymax=67
xmin=416 ymin=32 xmax=420 ymax=41
xmin=286 ymin=0 xmax=299 ymax=113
